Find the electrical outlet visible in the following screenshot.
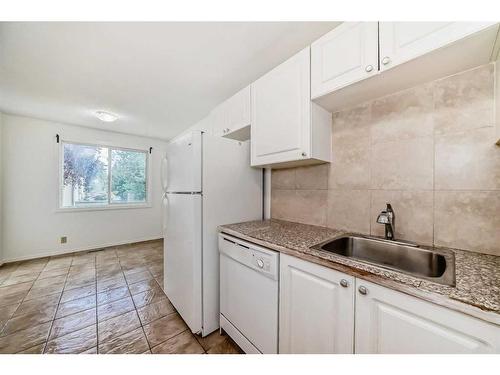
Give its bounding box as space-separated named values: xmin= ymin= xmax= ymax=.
xmin=60 ymin=236 xmax=67 ymax=244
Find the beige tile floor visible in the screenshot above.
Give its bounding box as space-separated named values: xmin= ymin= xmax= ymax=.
xmin=0 ymin=240 xmax=242 ymax=354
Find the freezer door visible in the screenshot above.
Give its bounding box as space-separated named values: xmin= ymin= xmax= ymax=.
xmin=165 ymin=131 xmax=202 ymax=192
xmin=164 ymin=193 xmax=203 ymax=334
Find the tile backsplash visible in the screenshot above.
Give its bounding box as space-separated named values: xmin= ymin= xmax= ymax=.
xmin=271 ymin=63 xmax=500 ymax=256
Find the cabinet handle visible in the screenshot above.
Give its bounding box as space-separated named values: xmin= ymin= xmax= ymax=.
xmin=301 ymin=152 xmax=307 ymax=157
xmin=358 ymin=286 xmax=368 ymax=295
xmin=340 ymin=279 xmax=349 ymax=288
xmin=381 ymin=56 xmax=391 ymax=65
xmin=365 ymin=65 xmax=374 ymax=73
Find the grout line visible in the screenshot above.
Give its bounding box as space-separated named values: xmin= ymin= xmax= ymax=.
xmin=41 ymin=255 xmax=74 ymax=354
xmin=118 ymin=252 xmax=154 ymax=353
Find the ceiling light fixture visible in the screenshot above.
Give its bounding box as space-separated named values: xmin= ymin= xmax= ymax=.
xmin=95 ymin=110 xmax=118 ymax=122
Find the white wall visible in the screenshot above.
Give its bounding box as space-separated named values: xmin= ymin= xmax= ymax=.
xmin=1 ymin=114 xmax=167 ymax=262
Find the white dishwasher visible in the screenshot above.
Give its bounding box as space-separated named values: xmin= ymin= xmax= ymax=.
xmin=219 ymin=233 xmax=279 ymax=354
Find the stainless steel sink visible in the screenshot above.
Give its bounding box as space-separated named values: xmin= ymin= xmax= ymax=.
xmin=312 ymin=236 xmax=455 ymax=286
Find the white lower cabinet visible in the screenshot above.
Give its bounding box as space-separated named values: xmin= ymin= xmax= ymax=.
xmin=354 ymin=279 xmax=500 ymax=354
xmin=278 ymin=254 xmax=500 ymax=354
xmin=279 ymin=254 xmax=355 ymax=354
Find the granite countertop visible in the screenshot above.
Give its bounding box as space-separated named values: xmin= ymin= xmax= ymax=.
xmin=219 ymin=219 xmax=500 ymax=324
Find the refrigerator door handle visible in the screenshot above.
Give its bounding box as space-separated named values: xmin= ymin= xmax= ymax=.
xmin=161 ymin=156 xmax=168 ymax=192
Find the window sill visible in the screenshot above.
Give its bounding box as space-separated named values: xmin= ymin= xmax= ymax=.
xmin=55 ymin=203 xmax=152 ymax=213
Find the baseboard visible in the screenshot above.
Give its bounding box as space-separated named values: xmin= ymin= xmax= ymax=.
xmin=2 ymin=236 xmax=164 ymax=264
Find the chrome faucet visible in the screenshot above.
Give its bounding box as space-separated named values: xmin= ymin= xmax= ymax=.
xmin=377 ymin=203 xmax=395 ymax=240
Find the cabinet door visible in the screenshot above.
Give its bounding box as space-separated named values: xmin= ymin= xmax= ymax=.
xmin=251 ymin=47 xmax=311 ymax=166
xmin=379 ymin=22 xmax=496 ymax=71
xmin=225 ymin=85 xmax=251 ymax=136
xmin=210 ymin=104 xmax=227 ymax=137
xmin=311 ymin=22 xmax=379 ymax=98
xmin=279 ymin=254 xmax=355 ymax=354
xmin=355 ymin=279 xmax=500 ymax=354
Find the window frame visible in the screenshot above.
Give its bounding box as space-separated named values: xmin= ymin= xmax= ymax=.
xmin=57 ymin=139 xmax=152 ymax=212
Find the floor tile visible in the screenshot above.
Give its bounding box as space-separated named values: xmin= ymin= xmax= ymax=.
xmin=131 ymin=285 xmax=166 ymax=308
xmin=25 ymin=282 xmax=65 ymax=301
xmin=125 ymin=270 xmax=153 ymax=284
xmin=60 ymin=284 xmax=96 ymax=304
xmin=38 ymin=267 xmax=69 ymax=280
xmin=123 ymin=266 xmax=149 ymax=275
xmin=14 ymin=293 xmax=61 ymax=316
xmin=49 ymin=308 xmax=96 ymax=339
xmin=1 ymin=272 xmax=40 ymax=287
xmin=97 ymin=275 xmax=127 ymax=293
xmin=206 ymin=337 xmax=243 ymax=354
xmin=0 ymin=282 xmax=33 ymax=307
xmin=151 ymin=331 xmax=204 ymax=354
xmin=0 ymin=304 xmax=20 ymax=332
xmin=2 ymin=304 xmax=57 ymax=336
xmin=97 ymin=296 xmax=135 ymax=322
xmin=98 ymin=327 xmax=149 ymax=354
xmin=0 ymin=321 xmax=51 ymax=353
xmin=97 ymin=286 xmax=130 ymax=306
xmin=196 ymin=331 xmax=229 ymax=351
xmin=18 ymin=343 xmax=45 ymax=354
xmin=143 ymin=313 xmax=188 ymax=347
xmin=44 ymin=325 xmax=97 ymax=354
xmin=128 ymin=279 xmax=159 ymax=295
xmin=64 ymin=274 xmax=96 ymax=290
xmin=56 ymin=295 xmax=96 ymax=319
xmin=98 ymin=310 xmax=141 ymax=343
xmin=137 ymin=299 xmax=175 ymax=325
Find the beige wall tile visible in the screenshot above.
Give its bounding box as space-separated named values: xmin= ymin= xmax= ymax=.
xmin=434 ymin=64 xmax=494 ymax=136
xmin=435 ymin=127 xmax=500 ymax=190
xmin=371 ymin=137 xmax=434 ymax=190
xmin=434 ymin=191 xmax=500 ymax=255
xmin=332 ymin=102 xmax=371 ymax=145
xmin=271 ymin=189 xmax=297 ymax=222
xmin=371 ymin=83 xmax=434 ymax=144
xmin=329 ymin=144 xmax=371 ymax=190
xmin=295 ymin=164 xmax=328 ymax=190
xmin=271 ymin=189 xmax=327 ymax=227
xmin=370 ymin=190 xmax=434 ymax=245
xmin=327 ymin=190 xmax=371 ymax=234
xmin=271 ymin=168 xmax=295 ymax=189
xmin=270 ymin=63 xmax=498 ymax=256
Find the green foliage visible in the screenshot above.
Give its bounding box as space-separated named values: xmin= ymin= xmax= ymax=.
xmin=111 ymin=150 xmax=146 ymax=202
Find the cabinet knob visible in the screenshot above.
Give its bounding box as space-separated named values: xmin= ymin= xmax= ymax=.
xmin=340 ymin=279 xmax=349 ymax=288
xmin=301 ymin=152 xmax=307 ymax=157
xmin=365 ymin=65 xmax=374 ymax=73
xmin=257 ymin=259 xmax=264 ymax=269
xmin=381 ymin=56 xmax=391 ymax=65
xmin=358 ymin=286 xmax=368 ymax=295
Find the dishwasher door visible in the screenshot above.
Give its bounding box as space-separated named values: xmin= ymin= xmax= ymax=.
xmin=219 ymin=234 xmax=279 ymax=354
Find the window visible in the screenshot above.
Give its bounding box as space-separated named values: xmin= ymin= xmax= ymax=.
xmin=61 ymin=141 xmax=148 ymax=208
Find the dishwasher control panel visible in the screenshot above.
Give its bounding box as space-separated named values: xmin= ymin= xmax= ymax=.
xmin=218 ymin=234 xmax=279 ymax=280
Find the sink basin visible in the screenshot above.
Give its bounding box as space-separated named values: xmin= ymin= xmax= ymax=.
xmin=312 ymin=236 xmax=455 ymax=286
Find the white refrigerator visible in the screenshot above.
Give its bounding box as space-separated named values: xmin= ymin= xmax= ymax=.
xmin=162 ymin=131 xmax=262 ymax=336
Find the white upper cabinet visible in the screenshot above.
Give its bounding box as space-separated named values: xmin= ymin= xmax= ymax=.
xmin=311 ymin=22 xmax=379 ymax=98
xmin=355 ymin=279 xmax=500 ymax=354
xmin=251 ymin=47 xmax=331 ymax=168
xmin=212 ymin=86 xmax=251 ymax=141
xmin=313 ymin=22 xmax=499 ymax=112
xmin=379 ymin=22 xmax=497 ymax=71
xmin=279 ymin=254 xmax=355 ymax=354
xmin=224 ymin=86 xmax=251 ymax=140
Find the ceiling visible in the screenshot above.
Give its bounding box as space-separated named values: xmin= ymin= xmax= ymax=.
xmin=0 ymin=22 xmax=339 ymax=140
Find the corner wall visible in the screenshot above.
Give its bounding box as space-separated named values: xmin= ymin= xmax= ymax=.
xmin=1 ymin=114 xmax=167 ymax=262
